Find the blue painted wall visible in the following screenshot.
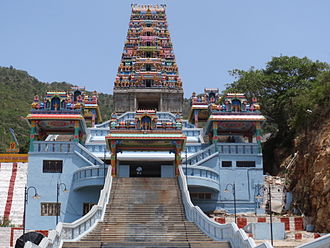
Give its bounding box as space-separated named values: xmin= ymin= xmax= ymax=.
xmin=26 ymin=147 xmax=101 ymax=230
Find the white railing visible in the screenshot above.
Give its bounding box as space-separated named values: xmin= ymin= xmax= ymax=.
xmin=178 ymin=167 xmax=273 ymax=248
xmin=94 ymin=120 xmax=111 ymax=128
xmin=72 ymin=165 xmax=108 ymax=190
xmin=296 ymin=234 xmax=330 ymax=248
xmin=25 ymin=165 xmax=113 ymax=248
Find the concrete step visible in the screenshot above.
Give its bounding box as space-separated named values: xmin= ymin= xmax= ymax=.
xmin=63 ymin=241 xmax=230 ymax=248
xmin=63 ymin=178 xmax=230 ymax=248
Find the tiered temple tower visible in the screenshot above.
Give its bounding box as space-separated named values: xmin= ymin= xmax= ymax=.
xmin=113 ymin=4 xmax=183 ymax=113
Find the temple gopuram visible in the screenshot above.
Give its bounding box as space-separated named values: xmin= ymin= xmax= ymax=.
xmin=113 ymin=4 xmax=183 ymax=113
xmin=19 ymin=5 xmax=275 ymax=248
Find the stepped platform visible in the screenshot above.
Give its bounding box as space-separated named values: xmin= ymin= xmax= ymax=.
xmin=63 ymin=178 xmax=230 ymax=248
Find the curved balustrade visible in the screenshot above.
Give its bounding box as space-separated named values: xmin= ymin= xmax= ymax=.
xmin=72 ymin=165 xmax=108 ymax=190
xmin=27 ymin=166 xmax=113 ymax=248
xmin=178 ymin=167 xmax=273 ymax=248
xmin=183 ymin=166 xmax=219 ymax=192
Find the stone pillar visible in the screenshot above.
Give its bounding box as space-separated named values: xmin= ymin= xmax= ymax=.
xmin=159 ymin=93 xmax=163 ymax=111
xmin=110 ymin=140 xmax=117 ymax=177
xmin=73 ymin=120 xmax=80 ymax=142
xmin=212 ymin=121 xmax=218 ymax=146
xmin=194 ymin=110 xmax=199 ymax=128
xmin=255 ymin=122 xmax=262 ymax=153
xmin=175 ymin=142 xmax=181 ymax=176
xmin=29 ymin=120 xmax=36 ymax=152
xmin=134 ymin=95 xmax=137 ymax=111
xmin=92 ymin=110 xmax=96 ymax=127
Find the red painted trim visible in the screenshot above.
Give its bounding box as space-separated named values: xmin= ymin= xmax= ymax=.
xmin=215 ymin=217 xmax=226 ymax=224
xmin=257 ymin=217 xmax=266 ymax=223
xmin=237 ymin=217 xmax=247 ymax=228
xmin=10 ymin=227 xmax=23 ymax=247
xmin=280 ymin=217 xmax=290 ymax=231
xmin=27 ymin=114 xmax=83 ymax=119
xmin=294 ymin=217 xmax=304 ymax=231
xmin=4 ymin=163 xmax=18 ymax=220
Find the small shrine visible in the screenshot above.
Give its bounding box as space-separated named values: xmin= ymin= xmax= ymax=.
xmin=106 ymin=110 xmax=186 ymax=177
xmin=189 ymin=88 xmax=221 ymax=127
xmin=26 ymin=88 xmax=102 ymax=151
xmin=204 ymin=93 xmax=266 ymax=150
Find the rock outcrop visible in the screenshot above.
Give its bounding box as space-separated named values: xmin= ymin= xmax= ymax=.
xmin=286 ymin=118 xmax=330 ymax=232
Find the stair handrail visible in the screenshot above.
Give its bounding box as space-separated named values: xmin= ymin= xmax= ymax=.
xmin=74 ymin=143 xmax=104 ymax=166
xmin=182 ymin=143 xmax=217 ymax=165
xmin=296 ymin=233 xmax=330 ymax=248
xmin=94 ymin=119 xmax=111 ymax=128
xmin=178 ymin=166 xmax=273 ymax=248
xmin=25 ymin=165 xmax=113 ymax=248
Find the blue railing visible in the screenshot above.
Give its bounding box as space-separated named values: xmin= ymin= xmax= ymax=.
xmin=31 ymin=142 xmax=104 ymax=167
xmin=217 ymin=143 xmax=260 ymax=155
xmin=183 ymin=130 xmax=202 ymax=137
xmin=184 ymin=167 xmax=219 ymax=181
xmin=85 ymin=144 xmax=107 ymax=153
xmin=183 ymin=144 xmax=217 ymax=166
xmin=74 ymin=143 xmax=104 ymax=166
xmin=32 ymin=141 xmax=74 ymax=153
xmin=89 ymin=129 xmax=110 ymax=137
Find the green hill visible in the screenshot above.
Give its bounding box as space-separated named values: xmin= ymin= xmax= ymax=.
xmin=0 ymin=66 xmax=114 ymax=153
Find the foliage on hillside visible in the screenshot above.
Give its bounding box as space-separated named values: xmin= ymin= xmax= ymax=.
xmin=225 ymin=56 xmax=330 ymax=174
xmin=0 ymin=66 xmax=192 ymax=153
xmin=0 ymin=67 xmax=114 ymax=153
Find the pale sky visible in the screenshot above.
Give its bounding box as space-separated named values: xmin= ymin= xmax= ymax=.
xmin=0 ymin=0 xmax=329 ymax=97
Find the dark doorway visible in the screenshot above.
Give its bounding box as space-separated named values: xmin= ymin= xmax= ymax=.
xmin=145 ymin=79 xmax=152 ymax=87
xmin=137 ymin=99 xmax=159 ymax=111
xmin=130 ymin=164 xmax=161 ymax=177
xmin=73 ymin=90 xmax=81 ymax=102
xmin=51 ymin=97 xmax=61 ymax=110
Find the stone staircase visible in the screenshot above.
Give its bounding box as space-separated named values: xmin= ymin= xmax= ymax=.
xmin=63 ymin=178 xmax=230 ymax=248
